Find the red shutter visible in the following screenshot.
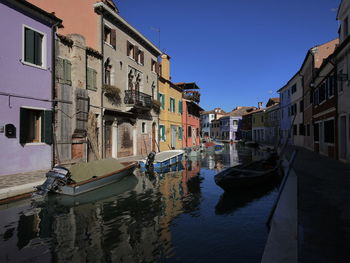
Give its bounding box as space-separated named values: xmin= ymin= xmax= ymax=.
xmin=111 ymin=29 xmax=116 ymax=48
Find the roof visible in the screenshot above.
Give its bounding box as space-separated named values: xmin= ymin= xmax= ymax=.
xmin=175 ymin=82 xmax=200 ymax=90
xmin=200 ymin=108 xmax=226 ymax=115
xmin=185 ymin=99 xmax=204 ymax=112
xmin=94 ymin=2 xmax=161 ymax=56
xmin=4 ymin=0 xmax=62 ymax=26
xmin=224 ymin=106 xmax=257 ymax=117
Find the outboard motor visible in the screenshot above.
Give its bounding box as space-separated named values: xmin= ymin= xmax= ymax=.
xmin=32 ymin=166 xmax=72 ymax=199
xmin=145 ymin=151 xmax=156 ymax=170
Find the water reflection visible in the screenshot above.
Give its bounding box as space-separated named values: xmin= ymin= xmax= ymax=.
xmin=0 ymin=146 xmax=277 ymax=263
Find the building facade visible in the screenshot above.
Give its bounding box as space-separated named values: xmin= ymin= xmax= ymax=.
xmin=0 ymin=0 xmax=61 ymax=175
xmin=336 ymin=0 xmax=350 ymax=162
xmin=158 ymin=54 xmax=184 ymax=151
xmin=177 ymin=83 xmax=202 ymax=148
xmin=265 ymin=102 xmax=280 ymax=145
xmin=200 ymin=108 xmax=226 ymax=139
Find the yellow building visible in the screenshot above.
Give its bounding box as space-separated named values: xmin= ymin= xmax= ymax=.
xmin=158 ymin=54 xmax=183 ymax=151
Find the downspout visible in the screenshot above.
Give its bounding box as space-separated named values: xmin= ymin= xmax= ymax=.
xmin=100 ymin=11 xmax=105 ymax=159
xmin=51 ymin=21 xmax=61 ymax=168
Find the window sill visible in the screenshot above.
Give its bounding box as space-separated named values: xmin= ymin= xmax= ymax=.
xmin=87 ymin=87 xmax=98 ymax=92
xmin=20 ymin=59 xmax=47 ymax=70
xmin=104 ymin=42 xmax=115 ymax=49
xmin=24 ymin=142 xmax=47 ymax=146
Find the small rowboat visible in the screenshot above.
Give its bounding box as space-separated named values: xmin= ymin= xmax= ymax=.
xmin=34 ymin=159 xmax=138 ymax=197
xmin=214 ymin=158 xmax=278 ymax=192
xmin=139 ymin=150 xmax=184 ymax=169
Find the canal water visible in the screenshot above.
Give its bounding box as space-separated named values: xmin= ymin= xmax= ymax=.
xmin=0 ymin=145 xmax=279 ymax=263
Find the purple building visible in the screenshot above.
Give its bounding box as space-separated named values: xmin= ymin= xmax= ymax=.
xmin=0 ymin=0 xmax=61 ymax=176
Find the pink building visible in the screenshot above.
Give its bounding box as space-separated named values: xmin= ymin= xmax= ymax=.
xmin=176 ymin=83 xmax=203 ymax=148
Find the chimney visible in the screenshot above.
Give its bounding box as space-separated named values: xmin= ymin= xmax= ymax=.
xmin=258 ymin=102 xmax=263 ymax=109
xmin=161 ymin=54 xmax=171 ymax=80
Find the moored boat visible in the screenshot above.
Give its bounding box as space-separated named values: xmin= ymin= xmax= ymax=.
xmin=139 ymin=150 xmax=185 ymax=169
xmin=214 ymin=157 xmax=278 ymax=192
xmin=33 ymin=159 xmax=138 ymax=197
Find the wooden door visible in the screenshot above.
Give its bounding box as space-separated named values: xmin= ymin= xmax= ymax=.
xmin=104 ymin=122 xmax=113 ymax=158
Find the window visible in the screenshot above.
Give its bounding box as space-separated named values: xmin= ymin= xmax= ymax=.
xmin=300 ymin=100 xmax=304 ymax=113
xmin=127 ymin=41 xmax=135 ymax=59
xmin=20 ymin=108 xmax=52 ymax=144
xmin=319 ymin=83 xmax=326 ymax=103
xmin=233 ymin=120 xmax=238 ymax=126
xmin=299 ymin=124 xmax=305 ymax=136
xmin=307 ymin=124 xmax=310 ymax=136
xmin=328 ymin=75 xmax=335 ymax=97
xmin=75 ymin=89 xmax=89 ymax=133
xmin=104 ymin=65 xmax=111 ymax=85
xmin=291 ymin=84 xmax=297 ymax=94
xmin=142 ymin=122 xmax=146 ymax=133
xmin=293 ymin=125 xmax=297 ymax=135
xmin=188 ymin=126 xmax=192 ymax=137
xmin=56 ymin=58 xmax=72 ymax=85
xmin=344 ymin=17 xmax=349 ymax=38
xmin=158 ymin=93 xmax=165 ymax=109
xmin=288 ymin=90 xmax=290 ymax=97
xmin=313 ymin=89 xmax=319 ymax=105
xmin=261 ymin=116 xmax=264 ymax=122
xmin=178 ymin=101 xmax=183 ymax=114
xmin=314 ymin=123 xmax=319 ymax=142
xmin=159 ymin=125 xmax=165 ymax=141
xmin=170 ymin=98 xmax=175 ymax=112
xmin=104 ymin=25 xmax=116 ymax=48
xmin=137 ymin=49 xmax=144 ymax=65
xmin=24 ymin=26 xmax=44 ymax=67
xmin=324 ymin=120 xmax=335 ymax=143
xmin=87 ymin=67 xmax=97 ymax=91
xmin=179 ymin=127 xmax=182 ymax=140
xmin=151 ymin=59 xmax=157 ymax=73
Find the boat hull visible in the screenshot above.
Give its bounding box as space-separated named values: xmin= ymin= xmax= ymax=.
xmin=139 ymin=150 xmax=184 ymax=169
xmin=54 ymin=162 xmax=137 ymax=196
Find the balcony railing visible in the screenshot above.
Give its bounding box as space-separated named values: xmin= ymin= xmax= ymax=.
xmin=183 ymin=90 xmax=200 ymax=103
xmin=124 ymin=90 xmax=152 ymax=109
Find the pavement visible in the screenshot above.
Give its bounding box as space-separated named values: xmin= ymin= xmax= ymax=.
xmin=263 ymin=145 xmax=350 ymax=263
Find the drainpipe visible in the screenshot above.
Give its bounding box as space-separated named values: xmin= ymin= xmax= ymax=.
xmin=51 ymin=21 xmax=61 ymax=168
xmin=100 ymin=12 xmax=105 ymax=159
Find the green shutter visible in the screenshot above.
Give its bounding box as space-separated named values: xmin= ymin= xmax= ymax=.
xmin=179 ymin=101 xmax=182 ymax=113
xmin=87 ymin=68 xmax=92 ymax=90
xmin=42 ymin=110 xmax=53 ymax=144
xmin=161 ymin=94 xmax=165 ymax=109
xmin=25 ymin=28 xmax=35 ymax=64
xmin=93 ymin=70 xmax=97 ymax=90
xmin=162 ymin=126 xmax=166 ymax=140
xmin=19 ymin=108 xmax=28 ymax=144
xmin=64 ymin=59 xmax=72 ymax=85
xmin=179 ymin=127 xmax=182 ymax=140
xmin=34 ymin=32 xmax=43 ymax=66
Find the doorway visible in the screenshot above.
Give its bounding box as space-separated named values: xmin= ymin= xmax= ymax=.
xmin=340 ymin=116 xmax=347 ymax=159
xmin=171 ymin=125 xmax=177 ymax=149
xmin=104 ymin=121 xmax=113 ymax=158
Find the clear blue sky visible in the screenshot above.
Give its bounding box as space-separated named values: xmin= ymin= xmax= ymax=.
xmin=116 ymin=0 xmax=340 ymax=112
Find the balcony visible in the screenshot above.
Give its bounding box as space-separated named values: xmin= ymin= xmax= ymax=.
xmin=124 ymin=90 xmax=152 ymax=110
xmin=183 ymin=90 xmax=200 ymax=104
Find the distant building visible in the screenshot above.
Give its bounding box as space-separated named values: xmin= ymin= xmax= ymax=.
xmin=176 ymin=83 xmax=203 ymax=147
xmin=200 ymin=108 xmax=226 ymax=139
xmin=219 ymin=107 xmax=256 ymax=141
xmin=0 ymin=0 xmax=61 ymax=175
xmin=264 ymin=98 xmax=280 ymax=145
xmin=211 ymin=119 xmax=221 ymax=140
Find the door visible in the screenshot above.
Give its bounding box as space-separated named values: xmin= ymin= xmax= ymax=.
xmin=319 ymin=122 xmax=327 ymax=155
xmin=104 ymin=121 xmax=113 ymax=158
xmin=340 ymin=116 xmax=347 ymax=159
xmin=171 ymin=125 xmax=177 ymax=149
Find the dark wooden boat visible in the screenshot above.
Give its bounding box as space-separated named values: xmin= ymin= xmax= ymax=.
xmin=214 ymin=157 xmax=278 ymax=191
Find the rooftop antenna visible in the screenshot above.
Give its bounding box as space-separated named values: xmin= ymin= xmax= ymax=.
xmin=151 ymin=27 xmax=161 ymax=50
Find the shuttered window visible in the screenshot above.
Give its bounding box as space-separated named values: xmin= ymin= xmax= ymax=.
xmin=20 ymin=108 xmax=52 ymax=144
xmin=75 ymin=89 xmax=89 ymax=133
xmin=158 ymin=93 xmax=165 ymax=109
xmin=178 ymin=101 xmax=183 ymax=113
xmin=24 ymin=27 xmax=43 ymax=66
xmin=56 ymin=58 xmax=72 ymax=85
xmin=170 ymin=98 xmax=175 ymax=112
xmin=159 ymin=125 xmax=165 ymax=141
xmin=87 ymin=67 xmax=97 ymax=91
xmin=178 ymin=127 xmax=182 ymax=140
